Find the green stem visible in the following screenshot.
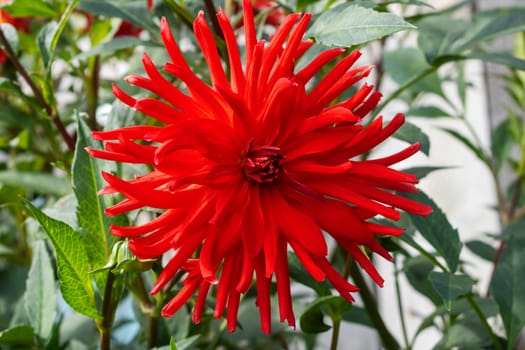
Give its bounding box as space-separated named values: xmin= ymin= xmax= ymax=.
xmin=86 ymin=55 xmax=101 ymax=131
xmin=329 ymin=318 xmax=341 ymax=350
xmin=372 ymin=66 xmax=438 ymax=119
xmin=98 ymin=271 xmax=117 ymax=350
xmin=394 ymin=254 xmax=410 ymax=350
xmin=163 ymin=0 xmax=196 ymax=30
xmin=466 ymin=295 xmax=503 ymax=350
xmin=350 ymin=264 xmax=400 ymax=350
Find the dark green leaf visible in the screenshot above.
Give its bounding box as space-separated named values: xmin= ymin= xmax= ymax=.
xmin=25 ymin=202 xmax=101 ymax=320
xmin=306 ymin=4 xmax=415 ymax=47
xmin=491 ymin=233 xmax=525 ymax=347
xmin=0 ymin=326 xmax=34 ymax=346
xmin=0 ymin=23 xmax=18 ymax=54
xmin=72 ymin=116 xmax=112 ymax=289
xmin=383 ymin=47 xmax=444 ymax=96
xmin=440 ymin=127 xmax=486 ymax=163
xmin=394 ymin=121 xmax=430 ymax=155
xmin=0 ymin=171 xmax=71 ymax=196
xmin=467 ymin=52 xmax=525 ymax=71
xmin=428 ymin=271 xmax=474 ymax=310
xmin=406 ymin=105 xmax=454 ymax=118
xmin=403 ymin=191 xmax=462 ymax=272
xmin=402 ymin=166 xmax=451 ymax=180
xmin=434 ymin=320 xmax=492 ymax=350
xmin=465 ymin=240 xmax=496 ymax=261
xmin=341 ymin=306 xmax=373 ymax=328
xmin=74 ymin=37 xmax=160 ymax=60
xmin=400 ymin=254 xmax=442 ymax=304
xmin=502 ymin=216 xmax=525 ymax=239
xmin=491 ymin=119 xmax=518 ymax=172
xmin=417 ymin=15 xmax=466 ymax=63
xmin=76 ymin=0 xmax=158 ymax=34
xmin=24 ymin=240 xmax=57 ymax=341
xmin=300 ymin=296 xmax=352 ymax=333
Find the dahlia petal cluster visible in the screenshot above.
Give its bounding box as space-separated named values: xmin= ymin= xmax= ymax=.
xmin=89 ymin=0 xmax=431 ymax=333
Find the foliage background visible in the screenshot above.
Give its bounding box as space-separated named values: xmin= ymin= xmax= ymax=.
xmin=1 ymin=0 xmax=525 ymax=349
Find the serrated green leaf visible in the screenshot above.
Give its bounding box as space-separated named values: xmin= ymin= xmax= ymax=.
xmin=384 ymin=47 xmax=444 ymax=97
xmin=0 ymin=171 xmax=71 ymax=196
xmin=407 ymin=105 xmax=453 ymax=119
xmin=465 ymin=240 xmax=496 ymax=261
xmin=428 ymin=271 xmax=474 ymax=310
xmin=0 ymin=325 xmax=34 ymax=346
xmin=394 ymin=121 xmax=430 ymax=155
xmin=24 ymin=240 xmax=57 ymax=341
xmin=74 ymin=37 xmax=160 ymax=60
xmin=491 ymin=233 xmax=525 ymax=347
xmin=0 ymin=23 xmax=18 ymax=54
xmin=403 ymin=191 xmax=462 ymax=272
xmin=306 ymin=4 xmax=415 ymax=47
xmin=72 ymin=116 xmax=112 ymax=290
xmin=300 ymin=296 xmax=352 ymax=333
xmin=25 ymin=202 xmax=101 ymax=320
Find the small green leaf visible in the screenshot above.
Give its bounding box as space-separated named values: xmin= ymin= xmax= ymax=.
xmin=341 ymin=306 xmax=373 ymax=328
xmin=394 ymin=121 xmax=430 ymax=155
xmin=428 ymin=271 xmax=474 ymax=310
xmin=24 ymin=240 xmax=57 ymax=341
xmin=417 ymin=15 xmax=466 ymax=63
xmin=491 ymin=119 xmax=517 ymax=172
xmin=435 ymin=320 xmax=493 ymax=350
xmin=306 ymin=4 xmax=415 ymax=47
xmin=0 ymin=326 xmax=34 ymax=346
xmin=25 ymin=202 xmax=101 ymax=320
xmin=37 ymin=21 xmax=58 ymax=68
xmin=491 ymin=233 xmax=525 ymax=347
xmin=402 ymin=166 xmax=451 ymax=180
xmin=0 ymin=23 xmax=18 ymax=54
xmin=465 ymin=240 xmax=496 ymax=261
xmin=467 ymin=52 xmax=525 ymax=71
xmin=300 ymin=296 xmax=352 ymax=333
xmin=407 ymin=105 xmax=453 ymax=119
xmin=403 ymin=191 xmax=462 ymax=272
xmin=0 ymin=171 xmax=71 ymax=196
xmin=440 ymin=127 xmax=486 ymax=163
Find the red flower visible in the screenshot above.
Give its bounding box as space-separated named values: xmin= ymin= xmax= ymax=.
xmin=89 ymin=0 xmax=432 ymax=334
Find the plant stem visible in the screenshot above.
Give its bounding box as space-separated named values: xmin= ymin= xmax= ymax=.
xmin=203 ymin=0 xmax=223 ymax=39
xmin=0 ymin=26 xmax=76 ymax=152
xmin=350 ymin=264 xmax=400 ymax=350
xmin=329 ymin=318 xmax=341 ymax=350
xmin=99 ymin=271 xmax=117 ymax=350
xmin=147 ymin=315 xmax=159 ymax=349
xmin=466 ymin=294 xmax=503 ymax=350
xmin=86 ymin=55 xmax=101 ymax=131
xmin=394 ymin=254 xmax=410 ymax=350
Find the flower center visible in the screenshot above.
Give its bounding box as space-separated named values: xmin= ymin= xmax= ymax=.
xmin=241 ymin=142 xmax=283 ymax=184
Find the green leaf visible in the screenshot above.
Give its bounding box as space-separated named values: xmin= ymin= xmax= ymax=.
xmin=300 ymin=296 xmax=352 ymax=333
xmin=4 ymin=0 xmax=58 ymax=17
xmin=0 ymin=326 xmax=34 ymax=346
xmin=406 ymin=105 xmax=453 ymax=119
xmin=402 ymin=166 xmax=451 ymax=180
xmin=37 ymin=21 xmax=58 ymax=68
xmin=491 ymin=233 xmax=525 ymax=347
xmin=394 ymin=121 xmax=430 ymax=155
xmin=434 ymin=320 xmax=493 ymax=350
xmin=440 ymin=127 xmax=486 ymax=163
xmin=417 ymin=15 xmax=466 ymax=63
xmin=341 ymin=306 xmax=373 ymax=328
xmin=400 ymin=254 xmax=442 ymax=305
xmin=0 ymin=23 xmax=18 ymax=54
xmin=467 ymin=52 xmax=525 ymax=71
xmin=76 ymin=0 xmax=158 ymax=34
xmin=492 ymin=119 xmax=519 ymax=172
xmin=25 ymin=202 xmax=101 ymax=320
xmin=72 ymin=116 xmax=112 ymax=289
xmin=306 ymin=4 xmax=415 ymax=47
xmin=456 ymin=8 xmax=525 ymax=52
xmin=465 ymin=240 xmax=496 ymax=261
xmin=74 ymin=37 xmax=160 ymax=60
xmin=428 ymin=271 xmax=474 ymax=310
xmin=403 ymin=191 xmax=462 ymax=272
xmin=24 ymin=240 xmax=57 ymax=341
xmin=0 ymin=171 xmax=71 ymax=196
xmin=383 ymin=47 xmax=444 ymax=97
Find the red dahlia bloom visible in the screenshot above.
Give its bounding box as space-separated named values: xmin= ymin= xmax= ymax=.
xmin=89 ymin=0 xmax=432 ymax=334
